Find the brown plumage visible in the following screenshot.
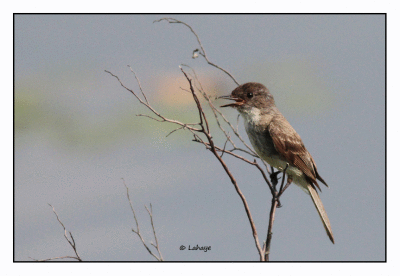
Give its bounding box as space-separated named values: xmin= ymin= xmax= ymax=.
xmin=268 ymin=115 xmax=327 ymax=192
xmin=221 ymin=82 xmax=334 ymax=244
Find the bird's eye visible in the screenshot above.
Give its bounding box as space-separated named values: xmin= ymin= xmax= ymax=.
xmin=247 ymin=92 xmax=253 ymax=98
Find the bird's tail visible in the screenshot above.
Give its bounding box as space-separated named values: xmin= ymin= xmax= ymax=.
xmin=307 ymin=184 xmax=335 ymax=244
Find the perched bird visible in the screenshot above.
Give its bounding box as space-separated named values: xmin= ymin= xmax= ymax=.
xmin=220 ymin=82 xmax=334 ymax=243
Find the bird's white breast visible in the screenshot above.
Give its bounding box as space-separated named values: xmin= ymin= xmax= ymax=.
xmin=241 ymin=107 xmax=263 ymax=128
xmin=239 ymin=107 xmax=309 ymax=194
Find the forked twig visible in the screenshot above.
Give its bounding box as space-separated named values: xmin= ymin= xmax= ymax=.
xmin=145 ymin=204 xmax=164 ymax=261
xmin=123 ymin=179 xmax=164 ymax=261
xmin=104 ymin=18 xmax=295 ymax=261
xmin=105 ymin=70 xmax=202 ymax=134
xmin=30 ymin=204 xmax=82 ymax=261
xmin=154 ymin=18 xmax=239 ymax=86
xmin=128 ymin=65 xmax=149 ymax=105
xmin=263 ymin=164 xmax=290 ymax=261
xmin=180 ymin=68 xmax=264 ymax=258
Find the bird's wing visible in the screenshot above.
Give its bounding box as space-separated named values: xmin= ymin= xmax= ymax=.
xmin=268 ymin=117 xmax=324 ymax=191
xmin=268 ymin=115 xmax=333 ymax=243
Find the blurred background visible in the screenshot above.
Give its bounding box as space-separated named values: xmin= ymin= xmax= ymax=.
xmin=14 ymin=14 xmax=385 ymax=261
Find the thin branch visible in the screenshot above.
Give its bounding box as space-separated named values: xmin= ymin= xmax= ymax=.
xmin=279 ymin=178 xmax=293 ymax=196
xmin=145 ymin=204 xmax=164 ymax=261
xmin=123 ymin=179 xmax=140 ymax=233
xmin=136 ymin=114 xmax=164 ymax=122
xmin=203 ymin=141 xmax=274 ymax=194
xmin=105 ymin=70 xmax=201 ymax=133
xmin=128 ymin=65 xmax=149 ymax=105
xmin=123 ymin=179 xmax=163 ymax=261
xmin=37 ymin=204 xmax=83 ymax=262
xmin=263 ymin=164 xmax=290 ymax=261
xmin=154 ymin=18 xmax=239 ymax=86
xmin=264 ymin=198 xmax=278 ymax=262
xmin=29 ymin=256 xmax=81 ymax=262
xmin=220 ymin=136 xmax=230 ymax=158
xmin=179 ymin=68 xmax=264 ymax=260
xmin=180 ymin=67 xmax=210 ymax=134
xmin=166 ymin=125 xmax=185 ymax=137
xmin=278 ymin=163 xmax=290 ymax=197
xmin=190 ymin=134 xmax=274 ymax=195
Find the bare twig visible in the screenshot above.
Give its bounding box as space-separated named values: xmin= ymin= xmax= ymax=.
xmin=128 ymin=65 xmax=149 ymax=105
xmin=278 ymin=163 xmax=290 ymax=197
xmin=279 ymin=178 xmax=293 ymax=196
xmin=220 ymin=135 xmax=230 ymax=158
xmin=29 ymin=204 xmax=82 ymax=262
xmin=166 ymin=125 xmax=186 ymax=137
xmin=263 ymin=164 xmax=290 ymax=261
xmin=154 ymin=18 xmax=239 ymax=86
xmin=29 ymin=256 xmax=81 ymax=262
xmin=49 ymin=204 xmax=82 ymax=261
xmin=193 ymin=138 xmax=274 ymax=195
xmin=145 ymin=204 xmax=164 ymax=261
xmin=136 ymin=114 xmax=164 ymax=122
xmin=179 ymin=68 xmax=264 ymax=260
xmin=105 ymin=70 xmax=202 ymax=134
xmin=123 ymin=179 xmax=164 ymax=261
xmin=264 ymin=197 xmax=278 ymax=262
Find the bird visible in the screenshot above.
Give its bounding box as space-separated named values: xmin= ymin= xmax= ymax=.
xmin=219 ymin=82 xmax=334 ymax=243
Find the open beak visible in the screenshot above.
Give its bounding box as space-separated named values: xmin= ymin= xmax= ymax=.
xmin=218 ymin=95 xmax=245 ymax=108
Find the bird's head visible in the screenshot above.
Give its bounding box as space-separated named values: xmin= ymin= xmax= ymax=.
xmin=219 ymin=82 xmax=275 ymax=112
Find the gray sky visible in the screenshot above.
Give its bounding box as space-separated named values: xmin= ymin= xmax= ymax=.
xmin=15 ymin=14 xmax=385 ymax=262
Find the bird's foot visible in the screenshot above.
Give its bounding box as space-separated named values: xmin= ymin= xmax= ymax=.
xmin=270 ymin=171 xmax=281 ymax=188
